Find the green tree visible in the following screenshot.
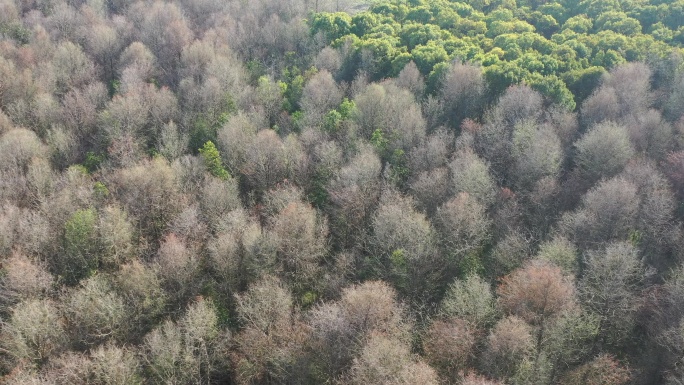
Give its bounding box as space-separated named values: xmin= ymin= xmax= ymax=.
xmin=199 ymin=140 xmax=230 ymax=180
xmin=60 ymin=208 xmax=100 ymax=285
xmin=563 ymin=66 xmax=606 ymax=105
xmin=412 ymin=42 xmax=449 ymax=74
xmin=310 ymin=12 xmax=353 ymax=43
xmin=440 ymin=274 xmax=497 ymax=327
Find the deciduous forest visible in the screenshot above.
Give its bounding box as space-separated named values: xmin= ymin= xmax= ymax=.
xmin=1 ymin=0 xmax=684 ymax=383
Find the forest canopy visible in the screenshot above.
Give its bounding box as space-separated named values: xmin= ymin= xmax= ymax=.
xmin=1 ymin=0 xmax=684 ymax=383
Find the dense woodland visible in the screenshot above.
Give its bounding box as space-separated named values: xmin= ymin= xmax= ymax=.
xmin=2 ymin=0 xmax=684 ymax=383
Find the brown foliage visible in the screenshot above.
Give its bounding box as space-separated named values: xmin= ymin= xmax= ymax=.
xmin=484 ymin=316 xmax=535 ymax=378
xmin=423 ymin=318 xmax=477 ymax=379
xmin=0 ymin=253 xmax=53 ymax=306
xmin=559 ymin=354 xmax=631 ymax=385
xmin=337 ymin=280 xmax=407 ymax=338
xmin=155 ymin=233 xmax=200 ymax=305
xmin=497 ymin=259 xmax=576 ymax=325
xmin=231 ymin=276 xmax=306 ymax=385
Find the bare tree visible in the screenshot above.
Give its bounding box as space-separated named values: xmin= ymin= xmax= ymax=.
xmin=143 ymin=299 xmax=223 ymax=385
xmin=98 ymin=205 xmax=135 ymax=269
xmin=266 ymin=195 xmax=328 ymax=294
xmin=314 ymin=46 xmax=342 ymax=75
xmin=20 ymin=158 xmax=56 ymax=204
xmin=408 ymin=128 xmax=453 ymax=174
xmin=574 ymin=121 xmax=634 ymax=183
xmin=59 ymin=82 xmax=107 ymax=153
xmin=89 ymin=342 xmax=143 ymax=385
xmin=83 ymin=23 xmax=124 ymax=85
xmin=307 ymin=280 xmax=409 ymax=382
xmin=409 ymin=167 xmax=450 ymax=214
xmin=0 ymin=253 xmax=53 ymax=308
xmin=581 ymin=62 xmax=653 ymax=128
xmin=348 ymin=334 xmax=439 ymax=385
xmin=354 ymin=82 xmax=426 ymax=152
xmin=112 ymin=261 xmax=166 ymax=340
xmin=487 ymin=84 xmax=544 ymax=129
xmin=300 ymin=70 xmax=343 ymax=128
xmin=483 ymin=316 xmax=536 ymax=379
xmin=132 ymin=1 xmax=193 ymax=87
xmin=580 ymin=241 xmax=648 ymax=350
xmin=396 ymin=61 xmax=425 ymax=100
xmin=117 ymin=42 xmax=158 ymax=89
xmin=558 ymin=176 xmax=639 ymax=251
xmin=438 ymin=61 xmax=485 ymax=128
xmin=231 ymin=276 xmax=305 ymax=385
xmin=51 ymin=41 xmax=97 ymax=97
xmin=108 ymin=158 xmax=181 ymax=244
xmin=155 ymin=233 xmax=201 ymax=307
xmin=423 ymin=318 xmax=477 ymax=380
xmin=461 ymin=372 xmax=504 ymax=385
xmin=242 ymin=129 xmax=289 ymax=194
xmin=534 ymin=236 xmax=579 ymax=276
xmin=0 ymin=128 xmax=46 ymax=175
xmin=440 ymin=274 xmax=497 ymax=328
xmin=326 ymin=145 xmax=382 ymax=249
xmin=63 ymin=274 xmax=127 ymax=347
xmin=559 ymin=354 xmax=631 ymax=385
xmin=370 ymin=189 xmax=441 ymax=301
xmin=0 ymin=299 xmax=66 ymax=369
xmin=449 ymin=148 xmax=498 ymax=208
xmin=434 ymin=192 xmax=492 ymax=270
xmin=207 ymin=208 xmax=263 ymax=294
xmin=510 ymin=120 xmax=562 ymax=191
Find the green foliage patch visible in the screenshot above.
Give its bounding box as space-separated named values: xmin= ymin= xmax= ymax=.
xmin=312 ymin=0 xmax=684 ymax=109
